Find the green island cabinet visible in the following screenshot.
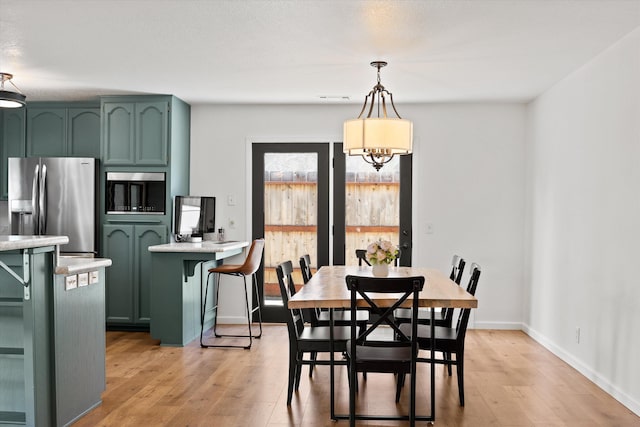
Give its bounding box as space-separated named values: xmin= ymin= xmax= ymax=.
xmin=101 ymin=95 xmax=190 ymax=329
xmin=0 ymin=240 xmax=108 ymax=427
xmin=0 ymin=108 xmax=26 ymax=199
xmin=26 ymin=104 xmax=100 ymax=158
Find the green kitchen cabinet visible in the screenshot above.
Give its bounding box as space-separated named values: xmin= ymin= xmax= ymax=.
xmin=26 ymin=106 xmax=100 ymax=158
xmin=103 ymin=223 xmax=167 ymax=326
xmin=102 ymin=100 xmax=168 ymax=165
xmin=1 ymin=108 xmax=26 ymax=199
xmin=68 ymin=108 xmax=101 ymax=157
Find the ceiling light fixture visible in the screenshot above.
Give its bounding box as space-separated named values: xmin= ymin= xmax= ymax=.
xmin=0 ymin=72 xmax=27 ymax=108
xmin=343 ymin=61 xmax=412 ymax=171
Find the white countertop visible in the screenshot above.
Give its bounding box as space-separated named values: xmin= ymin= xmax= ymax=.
xmin=55 ymin=256 xmax=113 ymax=275
xmin=0 ymin=235 xmax=69 ymax=251
xmin=148 ymin=240 xmax=249 ymax=253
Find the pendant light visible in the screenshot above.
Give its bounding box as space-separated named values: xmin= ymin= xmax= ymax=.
xmin=0 ymin=72 xmax=27 ymax=108
xmin=343 ymin=61 xmax=412 ymax=171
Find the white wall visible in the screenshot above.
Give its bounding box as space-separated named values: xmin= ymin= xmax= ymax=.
xmin=525 ymin=28 xmax=640 ymax=414
xmin=190 ymin=102 xmax=526 ymax=327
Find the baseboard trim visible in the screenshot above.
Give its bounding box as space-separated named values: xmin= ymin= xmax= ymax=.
xmin=522 ymin=323 xmax=640 ymax=417
xmin=473 ymin=321 xmax=522 ymax=330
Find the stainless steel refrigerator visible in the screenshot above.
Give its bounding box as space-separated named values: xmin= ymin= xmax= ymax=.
xmin=8 ymin=157 xmax=98 ymax=256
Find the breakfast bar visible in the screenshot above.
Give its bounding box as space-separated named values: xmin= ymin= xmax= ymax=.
xmin=148 ymin=240 xmax=249 ymax=346
xmin=0 ymin=235 xmax=111 ymax=427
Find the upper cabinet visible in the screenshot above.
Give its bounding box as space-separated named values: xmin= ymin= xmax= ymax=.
xmin=102 ymin=100 xmax=168 ymax=166
xmin=1 ymin=108 xmax=26 ymax=199
xmin=26 ymin=105 xmax=100 ymax=158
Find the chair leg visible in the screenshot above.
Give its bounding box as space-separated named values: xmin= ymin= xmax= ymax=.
xmin=242 ymin=275 xmax=253 ymax=349
xmin=294 ymin=351 xmax=303 ymax=390
xmin=212 ymin=272 xmax=222 ymax=337
xmin=457 ymin=352 xmax=465 ymax=406
xmin=287 ymin=348 xmax=297 ymax=405
xmin=446 ymin=351 xmax=452 ymax=376
xmin=251 ymin=273 xmax=263 ymax=338
xmin=395 ymin=373 xmax=405 ymax=403
xmin=309 ymin=351 xmax=317 ymax=377
xmin=207 ymin=273 xmax=262 ymax=349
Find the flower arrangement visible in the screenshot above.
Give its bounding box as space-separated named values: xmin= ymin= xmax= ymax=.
xmin=366 ymin=239 xmax=399 ymax=265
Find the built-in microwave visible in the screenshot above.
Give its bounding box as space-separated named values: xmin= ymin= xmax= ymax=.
xmin=106 ymin=172 xmax=166 ymax=214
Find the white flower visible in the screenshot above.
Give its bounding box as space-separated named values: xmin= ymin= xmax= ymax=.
xmin=365 ymin=239 xmax=398 ymax=265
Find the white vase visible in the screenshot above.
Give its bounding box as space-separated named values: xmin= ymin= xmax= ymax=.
xmin=372 ymin=263 xmax=389 ymax=277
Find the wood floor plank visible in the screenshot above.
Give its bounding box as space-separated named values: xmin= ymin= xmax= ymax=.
xmin=71 ymin=328 xmax=639 ymax=426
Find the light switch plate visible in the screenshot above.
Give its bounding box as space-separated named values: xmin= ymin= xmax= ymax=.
xmin=65 ymin=275 xmax=78 ymax=291
xmin=78 ymin=273 xmax=89 ymax=287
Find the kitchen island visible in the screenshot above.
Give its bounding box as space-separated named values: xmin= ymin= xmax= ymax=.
xmin=148 ymin=240 xmax=248 ymax=346
xmin=0 ymin=235 xmax=111 ymax=427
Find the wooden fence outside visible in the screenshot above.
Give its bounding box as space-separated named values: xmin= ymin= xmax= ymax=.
xmin=263 ymin=179 xmax=400 ymax=300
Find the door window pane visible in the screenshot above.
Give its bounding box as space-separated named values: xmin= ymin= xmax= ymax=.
xmin=263 ymin=153 xmax=318 ymax=305
xmin=344 ymin=156 xmax=400 ymax=265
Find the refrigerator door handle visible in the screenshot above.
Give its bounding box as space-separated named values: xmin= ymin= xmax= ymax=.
xmin=39 ymin=163 xmax=47 ymax=235
xmin=32 ymin=164 xmax=40 ymax=234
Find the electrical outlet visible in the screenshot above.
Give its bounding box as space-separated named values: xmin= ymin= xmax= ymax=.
xmin=576 ymin=327 xmax=581 ymax=344
xmin=227 ymin=194 xmax=236 ymax=206
xmin=425 ymin=223 xmax=434 ymax=234
xmin=228 ymin=218 xmax=236 ymax=229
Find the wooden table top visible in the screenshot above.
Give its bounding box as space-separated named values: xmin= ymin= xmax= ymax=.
xmin=288 ymin=265 xmax=478 ymax=310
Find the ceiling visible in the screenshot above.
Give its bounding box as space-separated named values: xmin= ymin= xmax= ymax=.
xmin=1 ymin=0 xmax=639 ymax=105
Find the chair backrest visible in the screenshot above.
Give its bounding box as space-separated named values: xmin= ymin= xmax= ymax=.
xmin=355 ymin=249 xmax=371 ymax=266
xmin=238 ymin=238 xmax=265 ymax=275
xmin=345 ymin=275 xmax=425 ymax=345
xmin=450 ymin=255 xmax=466 ymax=284
xmin=276 ymin=260 xmax=304 ymax=341
xmin=299 ymin=254 xmax=313 ymax=284
xmin=298 ymin=254 xmax=320 ymax=325
xmin=453 ymin=263 xmax=481 ymax=343
xmin=441 ymin=255 xmax=466 ymax=323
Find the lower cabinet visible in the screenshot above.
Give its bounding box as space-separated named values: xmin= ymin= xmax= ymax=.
xmin=103 ymin=223 xmax=167 ymax=327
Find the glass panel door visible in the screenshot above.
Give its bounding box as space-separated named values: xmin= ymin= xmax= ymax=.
xmin=252 ymin=143 xmax=329 ymax=322
xmin=333 ymin=143 xmax=412 ymax=266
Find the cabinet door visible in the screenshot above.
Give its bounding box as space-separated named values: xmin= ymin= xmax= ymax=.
xmin=135 ymin=101 xmax=169 ymax=165
xmin=1 ymin=108 xmax=26 ymax=199
xmin=103 ymin=224 xmax=135 ymax=323
xmin=134 ymin=225 xmax=167 ymax=324
xmin=103 ymin=103 xmax=135 ymax=165
xmin=27 ymin=108 xmax=67 ymax=156
xmin=68 ymin=108 xmax=100 ymax=158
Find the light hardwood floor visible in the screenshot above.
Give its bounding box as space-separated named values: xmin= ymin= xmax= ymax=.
xmin=72 ymin=326 xmax=639 ymax=426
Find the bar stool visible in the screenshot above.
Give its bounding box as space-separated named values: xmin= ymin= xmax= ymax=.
xmin=200 ymin=238 xmax=265 ymax=349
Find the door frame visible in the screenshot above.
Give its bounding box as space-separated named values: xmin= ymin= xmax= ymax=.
xmin=251 ymin=142 xmax=330 ymax=322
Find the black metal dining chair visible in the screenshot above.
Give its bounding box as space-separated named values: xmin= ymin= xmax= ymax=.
xmin=399 ymin=262 xmax=481 ymax=407
xmin=345 ymin=274 xmax=424 ymax=426
xmin=277 ymin=260 xmax=350 ymax=405
xmin=299 ymin=254 xmax=369 ymax=332
xmin=394 ymin=254 xmax=466 ymax=326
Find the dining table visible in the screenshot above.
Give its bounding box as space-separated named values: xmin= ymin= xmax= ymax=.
xmin=287 ymin=265 xmax=478 ymax=423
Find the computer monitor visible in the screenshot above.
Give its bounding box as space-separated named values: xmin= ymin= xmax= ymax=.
xmin=173 ymin=196 xmax=215 ymax=240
